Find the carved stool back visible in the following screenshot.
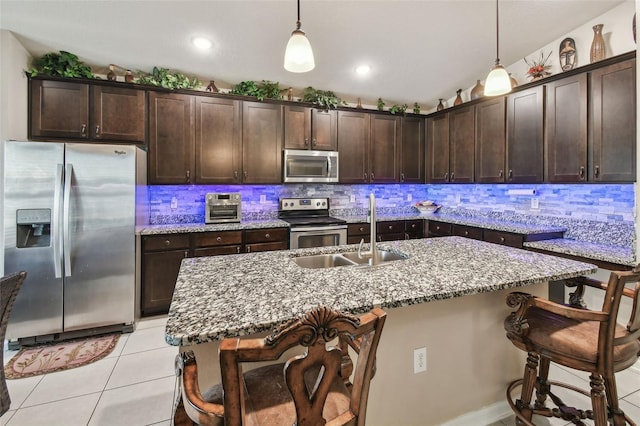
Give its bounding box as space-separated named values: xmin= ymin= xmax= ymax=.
xmin=504 ymin=269 xmax=640 ymax=426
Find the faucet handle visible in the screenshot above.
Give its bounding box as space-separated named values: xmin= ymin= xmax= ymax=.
xmin=357 ymin=238 xmax=365 ymax=259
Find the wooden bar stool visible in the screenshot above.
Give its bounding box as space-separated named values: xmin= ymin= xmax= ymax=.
xmin=174 ymin=305 xmax=386 ymax=426
xmin=504 ymin=269 xmax=640 ymax=426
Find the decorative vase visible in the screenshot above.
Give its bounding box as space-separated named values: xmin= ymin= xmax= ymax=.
xmin=357 ymin=98 xmax=363 ymax=109
xmin=590 ymin=24 xmax=606 ymax=63
xmin=454 ymin=89 xmax=463 ymax=106
xmin=206 ymin=81 xmax=219 ymax=93
xmin=470 ymin=80 xmax=484 ymax=100
xmin=437 ymin=99 xmax=444 ymax=111
xmin=287 ymin=88 xmax=293 ymax=101
xmin=509 ymin=74 xmax=518 ymax=89
xmin=124 ymin=70 xmax=134 ymax=83
xmin=107 ymin=64 xmax=117 ymax=81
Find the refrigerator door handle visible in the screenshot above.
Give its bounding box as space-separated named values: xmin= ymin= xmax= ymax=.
xmin=63 ymin=163 xmax=73 ymax=277
xmin=53 ymin=163 xmax=64 ymax=278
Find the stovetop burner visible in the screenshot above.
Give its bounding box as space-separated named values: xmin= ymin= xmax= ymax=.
xmin=278 ymin=197 xmax=347 ymax=227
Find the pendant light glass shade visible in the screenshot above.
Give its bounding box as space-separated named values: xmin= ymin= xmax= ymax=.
xmin=284 ymin=28 xmax=315 ymax=72
xmin=284 ymin=0 xmax=314 ymax=73
xmin=484 ymin=0 xmax=511 ymax=96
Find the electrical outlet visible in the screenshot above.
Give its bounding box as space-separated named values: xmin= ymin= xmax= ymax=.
xmin=413 ymin=347 xmax=427 ymax=374
xmin=407 ymin=194 xmax=413 ymax=201
xmin=455 ymin=194 xmax=461 ymax=204
xmin=350 ymin=195 xmax=356 ymax=203
xmin=260 ymin=195 xmax=267 ymax=204
xmin=531 ymin=198 xmax=539 ymax=209
xmin=170 ymin=197 xmax=178 ymax=209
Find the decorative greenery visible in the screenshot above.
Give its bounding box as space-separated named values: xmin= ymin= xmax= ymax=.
xmin=389 ymin=104 xmax=408 ymax=115
xmin=524 ymin=50 xmax=553 ymax=80
xmin=231 ymin=80 xmax=283 ymax=101
xmin=413 ymin=102 xmax=421 ymax=114
xmin=136 ymin=67 xmax=200 ymax=89
xmin=377 ymin=98 xmax=385 ymax=111
xmin=28 ymin=51 xmax=95 ymax=79
xmin=302 ymin=87 xmax=346 ymax=111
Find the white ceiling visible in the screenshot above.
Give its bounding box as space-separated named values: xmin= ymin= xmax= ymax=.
xmin=0 ymin=0 xmax=627 ymax=108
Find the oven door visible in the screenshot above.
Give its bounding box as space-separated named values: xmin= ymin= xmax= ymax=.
xmin=290 ymin=225 xmax=347 ymax=249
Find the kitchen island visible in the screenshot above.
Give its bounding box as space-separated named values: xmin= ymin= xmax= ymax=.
xmin=166 ymin=236 xmax=596 ymax=425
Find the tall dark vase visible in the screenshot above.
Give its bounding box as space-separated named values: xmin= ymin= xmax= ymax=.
xmin=437 ymin=99 xmax=444 ymax=111
xmin=470 ymin=80 xmax=484 ymax=100
xmin=454 ymin=89 xmax=463 ymax=106
xmin=590 ymin=24 xmax=606 ymax=63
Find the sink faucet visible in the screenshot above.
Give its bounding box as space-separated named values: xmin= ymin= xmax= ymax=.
xmin=357 ymin=193 xmax=378 ymax=266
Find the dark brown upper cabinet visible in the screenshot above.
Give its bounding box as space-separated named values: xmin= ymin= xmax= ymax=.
xmin=506 ymin=86 xmax=544 ymax=183
xmin=545 ymin=74 xmax=588 ymax=182
xmin=369 ymin=114 xmax=400 ymax=183
xmin=426 ymin=113 xmax=450 ymax=183
xmin=475 ymin=97 xmax=506 ymax=183
xmin=241 ymin=101 xmax=283 ymax=184
xmin=30 ymin=79 xmax=145 ymax=143
xmin=195 ymin=97 xmax=242 ymax=184
xmin=338 ymin=111 xmax=371 ymax=183
xmin=448 ymin=105 xmax=475 ymax=183
xmin=148 ymin=92 xmax=194 ymax=184
xmin=399 ymin=116 xmax=425 ymax=183
xmin=589 ymin=58 xmax=636 ymax=182
xmin=283 ymin=106 xmax=338 ymax=151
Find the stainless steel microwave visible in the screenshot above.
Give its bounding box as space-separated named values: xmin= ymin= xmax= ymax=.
xmin=283 ymin=149 xmax=339 ymax=183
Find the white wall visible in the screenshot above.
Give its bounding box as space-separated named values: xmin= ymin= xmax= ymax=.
xmin=0 ymin=30 xmax=31 ymax=275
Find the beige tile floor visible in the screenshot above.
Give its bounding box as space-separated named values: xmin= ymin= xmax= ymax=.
xmin=0 ymin=315 xmax=638 ymax=426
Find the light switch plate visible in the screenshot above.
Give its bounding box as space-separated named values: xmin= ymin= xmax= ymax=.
xmin=531 ymin=198 xmax=539 ymax=209
xmin=407 ymin=194 xmax=413 ymax=201
xmin=350 ymin=195 xmax=356 ymax=203
xmin=260 ymin=195 xmax=267 ymax=204
xmin=170 ymin=197 xmax=178 ymax=209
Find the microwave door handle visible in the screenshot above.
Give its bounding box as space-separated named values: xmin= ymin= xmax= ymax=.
xmin=326 ymin=157 xmax=332 ymax=177
xmin=53 ymin=163 xmax=63 ymax=278
xmin=63 ymin=163 xmax=73 ymax=277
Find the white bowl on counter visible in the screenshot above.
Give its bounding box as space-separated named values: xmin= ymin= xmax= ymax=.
xmin=414 ymin=205 xmax=441 ymax=215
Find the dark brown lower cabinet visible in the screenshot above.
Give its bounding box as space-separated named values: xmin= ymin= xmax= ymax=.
xmin=348 ymin=223 xmax=371 ymax=244
xmin=244 ymin=228 xmax=289 ymax=253
xmin=347 ymin=220 xmax=423 ymax=243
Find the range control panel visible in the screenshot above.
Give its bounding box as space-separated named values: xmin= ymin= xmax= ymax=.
xmin=279 ymin=198 xmax=329 ymax=211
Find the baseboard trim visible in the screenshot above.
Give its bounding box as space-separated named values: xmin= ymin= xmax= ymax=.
xmin=440 ymin=401 xmax=512 ymax=426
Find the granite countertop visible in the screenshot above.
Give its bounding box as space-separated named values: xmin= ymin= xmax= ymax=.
xmin=138 ymin=219 xmax=290 ymax=235
xmin=165 ymin=236 xmax=596 ymax=347
xmin=524 ymin=239 xmax=635 ymax=267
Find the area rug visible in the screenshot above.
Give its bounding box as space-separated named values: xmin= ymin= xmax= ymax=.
xmin=4 ymin=334 xmax=120 ymax=379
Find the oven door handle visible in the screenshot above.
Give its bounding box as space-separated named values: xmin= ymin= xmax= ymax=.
xmin=290 ymin=225 xmax=347 ymax=233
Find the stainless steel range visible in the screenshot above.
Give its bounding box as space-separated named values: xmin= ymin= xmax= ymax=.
xmin=279 ymin=197 xmax=347 ymax=249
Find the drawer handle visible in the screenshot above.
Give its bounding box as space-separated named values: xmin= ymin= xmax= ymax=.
xmin=95 ymin=124 xmax=101 ymax=137
xmin=400 ymin=173 xmax=405 ymax=182
xmin=370 ymin=172 xmax=375 ymax=181
xmin=304 ymin=138 xmax=309 ymax=146
xmin=183 ymin=250 xmax=189 ymax=258
xmin=579 ymin=166 xmax=585 ymax=179
xmin=265 ymin=233 xmax=270 ymax=239
xmin=594 ymin=165 xmax=600 ymax=178
xmin=236 ymin=247 xmax=241 ymax=254
xmin=81 ymin=124 xmax=87 ymax=137
xmin=508 ymin=169 xmax=513 ymax=180
xmin=164 ymin=240 xmax=171 ymax=246
xmin=216 ymin=236 xmax=222 ymax=242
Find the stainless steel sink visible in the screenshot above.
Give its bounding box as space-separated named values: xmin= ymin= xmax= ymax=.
xmin=292 ymin=250 xmax=408 ymax=269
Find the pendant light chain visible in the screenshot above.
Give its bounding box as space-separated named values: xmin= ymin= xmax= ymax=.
xmin=296 ymin=0 xmax=301 ymax=30
xmin=495 ymin=0 xmax=500 ymax=65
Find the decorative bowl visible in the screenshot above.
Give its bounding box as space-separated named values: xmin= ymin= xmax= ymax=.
xmin=414 ymin=204 xmax=440 ymax=215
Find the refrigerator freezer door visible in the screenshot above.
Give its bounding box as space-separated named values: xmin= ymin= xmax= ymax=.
xmin=4 ymin=141 xmax=64 ymax=339
xmin=63 ymin=144 xmax=136 ymax=331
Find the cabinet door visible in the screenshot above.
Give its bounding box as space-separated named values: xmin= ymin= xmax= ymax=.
xmin=283 ymin=105 xmax=311 ymax=150
xmin=545 ymin=74 xmax=587 ymax=182
xmin=195 ymin=97 xmax=242 ymax=184
xmin=338 ymin=111 xmax=370 ymax=183
xmin=449 ymin=105 xmax=475 ymax=183
xmin=141 ymin=249 xmax=188 ymax=316
xmin=92 ymin=86 xmax=146 ymax=143
xmin=475 ymin=98 xmax=505 ymax=183
xmin=426 ymin=114 xmax=450 ymax=183
xmin=242 ymin=102 xmax=283 ymax=183
xmin=370 ymin=114 xmax=400 ymax=183
xmin=30 ymin=80 xmax=89 ymax=139
xmin=400 ymin=117 xmax=425 ymax=183
xmin=506 ymin=86 xmax=544 ymax=183
xmin=311 ymin=109 xmax=338 ymax=151
xmin=590 ymin=59 xmax=636 ymax=182
xmin=148 ymin=92 xmax=194 ymax=184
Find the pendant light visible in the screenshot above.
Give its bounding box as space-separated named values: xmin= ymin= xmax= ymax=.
xmin=484 ymin=0 xmax=511 ymax=96
xmin=284 ymin=0 xmax=315 ymax=73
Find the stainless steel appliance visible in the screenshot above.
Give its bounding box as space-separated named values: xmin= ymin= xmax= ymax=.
xmin=283 ymin=149 xmax=339 ymax=183
xmin=3 ymin=141 xmax=146 ymax=347
xmin=205 ymin=192 xmax=241 ymax=224
xmin=279 ymin=197 xmax=347 ymax=249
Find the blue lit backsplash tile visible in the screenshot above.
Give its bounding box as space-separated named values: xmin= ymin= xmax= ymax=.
xmin=147 ymin=183 xmax=635 ymax=246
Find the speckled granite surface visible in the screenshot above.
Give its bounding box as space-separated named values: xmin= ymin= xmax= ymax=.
xmin=138 ymin=219 xmax=289 ymax=235
xmin=524 ymin=239 xmax=635 ymax=267
xmin=165 ymin=236 xmax=596 ymax=346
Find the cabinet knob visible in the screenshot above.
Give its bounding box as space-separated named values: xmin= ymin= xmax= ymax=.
xmin=95 ymin=124 xmax=101 ymax=137
xmin=405 ymin=233 xmax=409 ymax=240
xmin=370 ymin=172 xmax=375 ymax=181
xmin=499 ymin=170 xmax=503 ymax=178
xmin=508 ymin=169 xmax=513 ymax=180
xmin=183 ymin=250 xmax=189 ymax=258
xmin=81 ymin=124 xmax=87 ymax=137
xmin=500 ymin=237 xmax=505 ymax=242
xmin=411 ymin=224 xmax=416 ymax=229
xmin=388 ymin=225 xmax=393 ymax=230
xmin=364 ymin=172 xmax=368 ymax=181
xmin=216 ymin=236 xmax=222 ymax=242
xmin=400 ymin=173 xmax=405 ymax=182
xmin=444 ymin=172 xmax=449 ymax=182
xmin=450 ymin=172 xmax=455 ymax=181
xmin=594 ymin=165 xmax=600 ymax=178
xmin=234 ymin=170 xmax=239 ymax=181
xmin=312 ymin=138 xmax=317 ymax=146
xmin=579 ymin=166 xmax=585 ymax=180
xmin=236 ymin=246 xmax=241 ymax=253
xmin=164 ymin=240 xmax=171 ymax=246
xmin=246 ymin=246 xmax=251 ymax=253
xmin=359 ymin=227 xmax=364 ymax=232
xmin=436 ymin=226 xmax=440 ymax=230
xmin=464 ymin=231 xmax=469 ymax=236
xmin=243 ymin=171 xmax=248 ymax=181
xmin=185 ymin=170 xmax=190 ymax=181
xmin=304 ymin=138 xmax=309 ymax=146
xmin=265 ymin=233 xmax=270 ymax=239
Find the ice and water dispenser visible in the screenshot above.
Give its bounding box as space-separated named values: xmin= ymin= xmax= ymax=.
xmin=16 ymin=209 xmax=51 ymax=248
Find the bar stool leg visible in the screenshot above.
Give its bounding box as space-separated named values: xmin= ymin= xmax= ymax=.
xmin=589 ymin=373 xmax=607 ymax=426
xmin=603 ymin=371 xmax=626 ymax=426
xmin=534 ymin=356 xmax=551 ymax=410
xmin=516 ymin=351 xmax=539 ymax=424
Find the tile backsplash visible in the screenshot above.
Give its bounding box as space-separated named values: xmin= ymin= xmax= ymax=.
xmin=148 ymin=183 xmax=635 ymax=225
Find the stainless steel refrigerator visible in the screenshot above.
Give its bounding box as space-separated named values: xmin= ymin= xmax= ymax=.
xmin=3 ymin=141 xmax=147 ymax=346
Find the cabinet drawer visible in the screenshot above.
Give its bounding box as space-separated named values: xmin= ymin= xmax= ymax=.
xmin=377 ymin=221 xmax=404 ymax=234
xmin=452 ymin=224 xmax=483 ymax=240
xmin=378 ymin=233 xmax=405 ymax=242
xmin=348 ymin=223 xmax=370 ymax=236
xmin=245 ymin=241 xmax=289 ymax=253
xmin=428 ymin=221 xmax=452 ymax=236
xmin=193 ymin=246 xmax=242 ymax=257
xmin=193 ymin=231 xmax=243 ymax=247
xmin=143 ymin=234 xmax=190 ymax=252
xmin=244 ymin=228 xmax=288 ymax=244
xmin=404 ymin=220 xmax=424 ymax=233
xmin=348 ymin=235 xmax=370 ymax=244
xmin=483 ymin=230 xmax=524 ymax=248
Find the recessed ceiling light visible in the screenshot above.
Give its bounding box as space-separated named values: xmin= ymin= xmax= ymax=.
xmin=192 ymin=37 xmax=212 ymax=50
xmin=355 ymin=65 xmax=371 ymax=75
